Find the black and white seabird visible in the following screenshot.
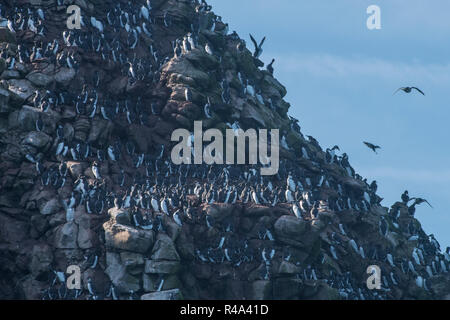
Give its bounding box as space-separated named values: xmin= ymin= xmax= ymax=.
xmin=267 ymin=58 xmax=275 ymax=75
xmin=249 ymin=34 xmax=265 ymax=59
xmin=394 ymin=87 xmax=425 ymax=96
xmin=205 ymin=42 xmax=213 ymax=55
xmin=363 ymin=141 xmax=381 ymax=154
xmin=185 ymin=87 xmax=192 ymax=102
xmin=92 ymin=162 xmax=101 ymax=179
xmin=401 ymin=190 xmax=410 ymax=204
xmin=204 ymin=97 xmax=212 ymax=118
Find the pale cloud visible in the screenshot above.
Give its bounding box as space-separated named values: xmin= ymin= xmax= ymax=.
xmin=386 ymin=0 xmax=450 ymax=31
xmin=270 ymin=53 xmax=450 ymax=85
xmin=357 ymin=166 xmax=450 ymax=184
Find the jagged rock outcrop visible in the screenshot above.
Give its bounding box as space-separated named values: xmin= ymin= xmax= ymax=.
xmin=0 ymin=0 xmax=449 ymax=300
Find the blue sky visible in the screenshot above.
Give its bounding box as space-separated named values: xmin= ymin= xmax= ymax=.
xmin=209 ymin=0 xmax=450 ymax=248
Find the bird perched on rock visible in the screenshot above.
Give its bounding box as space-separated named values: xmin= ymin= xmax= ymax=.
xmin=185 ymin=87 xmax=192 ymax=102
xmin=401 ymin=190 xmax=410 ymax=204
xmin=394 ymin=87 xmax=425 ymax=95
xmin=370 ymin=181 xmax=378 ymax=193
xmin=205 ymin=42 xmax=213 ymax=55
xmin=92 ymin=162 xmax=101 ymax=179
xmin=292 ymin=203 xmax=302 ymax=219
xmin=236 ymin=40 xmax=246 ymax=52
xmin=267 ymin=58 xmax=275 ymax=75
xmin=204 ymin=97 xmax=212 ymax=118
xmin=363 ymin=141 xmax=381 ymax=154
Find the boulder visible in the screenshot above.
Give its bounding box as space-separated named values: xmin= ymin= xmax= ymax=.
xmin=261 ymin=73 xmax=287 ymax=98
xmin=63 ymin=123 xmax=74 ymax=142
xmin=277 ymin=261 xmax=302 ymax=275
xmin=144 ymin=260 xmax=180 ymax=274
xmin=7 ymin=79 xmax=36 ymax=105
xmin=0 ymin=213 xmax=29 ymax=244
xmin=241 ymin=103 xmax=267 ymax=127
xmin=1 ymin=70 xmax=20 ymax=80
xmin=341 ymin=177 xmax=365 ymax=195
xmin=142 ymin=273 xmax=159 ymax=292
xmin=22 ymin=131 xmax=51 ymax=150
xmin=273 ymin=215 xmax=311 ymax=247
xmin=54 ymin=222 xmax=78 ymax=249
xmin=163 ymin=57 xmax=212 ymax=89
xmin=14 ymin=105 xmax=39 ymax=129
xmin=129 ymin=124 xmax=152 ymax=153
xmin=0 ymin=87 xmax=11 ymax=113
xmin=39 ymin=198 xmax=61 ymax=215
xmin=246 ymin=280 xmax=272 ymax=300
xmin=308 ymin=282 xmax=340 ymax=300
xmin=26 ymin=72 xmax=54 ymax=87
xmin=175 ymin=230 xmax=195 ymax=260
xmin=141 ymin=289 xmax=182 ymax=300
xmin=108 ymin=207 xmax=132 ymax=226
xmin=30 ymin=214 xmax=49 ymax=235
xmin=30 ymin=243 xmax=53 ymax=276
xmin=244 ymin=205 xmax=273 ymax=217
xmin=88 ymin=118 xmax=110 ymax=144
xmin=76 ymin=213 xmax=99 ymax=249
xmin=120 ymin=251 xmax=145 ymax=268
xmin=186 ymin=46 xmax=220 ymax=70
xmin=54 ymin=67 xmax=75 ymax=85
xmin=13 ymin=105 xmax=60 ymax=132
xmin=73 ymin=117 xmax=90 ymax=141
xmin=108 ymin=75 xmax=127 ymax=95
xmin=0 ymin=28 xmax=16 ymax=43
xmin=105 ymin=252 xmax=141 ymax=293
xmin=19 ymin=276 xmax=46 ymax=300
xmin=103 ymin=221 xmax=154 ymax=253
xmin=428 ymin=275 xmax=450 ymax=297
xmin=273 ymin=278 xmax=302 ymax=300
xmin=205 ymin=203 xmax=234 ymax=221
xmin=169 ymin=85 xmax=202 ymax=105
xmin=151 ymin=233 xmax=180 ymax=261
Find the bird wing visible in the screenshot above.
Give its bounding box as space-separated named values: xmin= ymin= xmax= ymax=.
xmin=259 ymin=36 xmax=266 ymax=47
xmin=249 ymin=34 xmax=258 ymax=49
xmin=412 ymin=87 xmax=425 ymax=95
xmin=393 ymin=87 xmax=406 ymax=95
xmin=363 ymin=142 xmax=380 ymax=153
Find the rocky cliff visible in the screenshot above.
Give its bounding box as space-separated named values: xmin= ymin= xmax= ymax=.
xmin=0 ymin=0 xmax=449 ymax=300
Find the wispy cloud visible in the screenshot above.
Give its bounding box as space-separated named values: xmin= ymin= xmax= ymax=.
xmin=270 ymin=53 xmax=450 ymax=85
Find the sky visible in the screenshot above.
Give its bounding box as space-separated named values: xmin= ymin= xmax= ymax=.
xmin=208 ymin=0 xmax=450 ymax=249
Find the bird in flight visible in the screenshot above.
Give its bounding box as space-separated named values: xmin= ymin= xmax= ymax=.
xmin=363 ymin=141 xmax=381 ymax=154
xmin=410 ymin=197 xmax=433 ymax=208
xmin=249 ymin=34 xmax=266 ymax=59
xmin=393 ymin=87 xmax=425 ymax=96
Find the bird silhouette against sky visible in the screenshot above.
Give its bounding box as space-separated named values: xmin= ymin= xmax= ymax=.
xmin=363 ymin=141 xmax=381 ymax=154
xmin=393 ymin=87 xmax=425 ymax=95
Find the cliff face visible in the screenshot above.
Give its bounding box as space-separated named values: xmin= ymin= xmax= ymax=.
xmin=0 ymin=0 xmax=449 ymax=300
